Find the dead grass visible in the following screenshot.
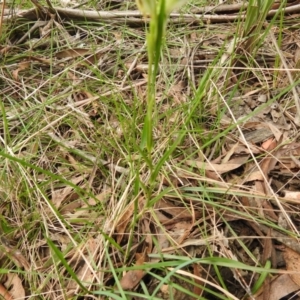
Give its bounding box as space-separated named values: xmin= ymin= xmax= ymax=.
xmin=1 ymin=0 xmax=300 ymax=299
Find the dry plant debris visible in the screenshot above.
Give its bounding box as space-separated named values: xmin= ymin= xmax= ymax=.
xmin=1 ymin=0 xmax=300 ymax=299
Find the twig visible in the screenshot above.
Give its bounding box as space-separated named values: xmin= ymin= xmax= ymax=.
xmin=30 ymin=0 xmax=50 ymax=18
xmin=0 ymin=0 xmax=5 ymax=36
xmin=190 ymin=3 xmax=248 ymax=14
xmin=120 ymin=42 xmax=146 ymax=88
xmin=15 ymin=20 xmax=47 ymax=45
xmin=4 ymin=4 xmax=300 ymax=24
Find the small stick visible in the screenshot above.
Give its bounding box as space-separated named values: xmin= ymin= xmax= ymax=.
xmin=0 ymin=0 xmax=5 ymax=36
xmin=4 ymin=4 xmax=300 ymax=24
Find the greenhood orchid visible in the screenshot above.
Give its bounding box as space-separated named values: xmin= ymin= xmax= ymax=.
xmin=135 ymin=0 xmax=187 ymax=154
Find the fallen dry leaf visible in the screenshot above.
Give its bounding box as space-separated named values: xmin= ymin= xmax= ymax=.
xmin=67 ymin=238 xmax=98 ymax=293
xmin=12 ymin=61 xmax=30 ymax=81
xmin=222 ymin=142 xmax=241 ymax=163
xmin=2 ymin=239 xmax=30 ymax=271
xmin=142 ymin=219 xmax=153 ymax=255
xmin=186 ymin=155 xmax=249 ymax=174
xmin=283 ymin=247 xmax=300 ymax=286
xmin=266 ymin=122 xmax=282 ymax=141
xmin=55 ymin=48 xmax=104 ymax=65
xmin=193 ymin=264 xmax=203 ymax=299
xmin=55 ymin=48 xmax=91 ymax=59
xmin=155 ymin=199 xmax=201 ymax=222
xmin=152 ymin=227 xmax=170 ymax=254
xmin=0 ymin=283 xmax=13 ymax=300
xmin=244 ymin=141 xmax=278 ymax=182
xmin=114 ymin=197 xmax=146 ymax=243
xmin=51 ymin=174 xmax=88 ymax=208
xmin=260 ymin=148 xmax=278 ymax=177
xmin=261 ymin=138 xmax=276 ymax=150
xmin=283 ymin=191 xmax=300 ymax=202
xmin=153 ymin=210 xmax=172 ymax=223
xmin=88 ymin=188 xmax=111 ymax=206
xmin=4 ymin=274 xmax=25 ymax=300
xmin=119 ymin=253 xmax=147 ymax=290
xmin=167 ymin=80 xmax=187 ymax=104
xmin=254 ymin=274 xmax=300 ymax=300
xmin=115 ymin=201 xmax=135 ymax=244
xmin=262 ymin=276 xmax=271 ymax=300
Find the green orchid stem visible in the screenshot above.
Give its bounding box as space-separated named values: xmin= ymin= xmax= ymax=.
xmin=138 ymin=0 xmax=170 ymax=208
xmin=141 ymin=0 xmax=166 ymax=157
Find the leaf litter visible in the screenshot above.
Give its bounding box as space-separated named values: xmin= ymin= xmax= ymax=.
xmin=2 ymin=0 xmax=300 ymax=299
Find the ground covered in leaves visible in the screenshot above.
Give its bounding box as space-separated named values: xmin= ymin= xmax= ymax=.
xmin=1 ymin=0 xmax=300 ymax=299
